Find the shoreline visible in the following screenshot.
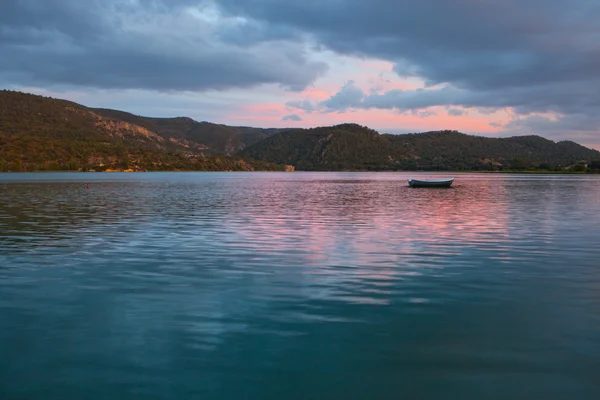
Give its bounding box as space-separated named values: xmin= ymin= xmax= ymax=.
xmin=0 ymin=170 xmax=597 ymax=174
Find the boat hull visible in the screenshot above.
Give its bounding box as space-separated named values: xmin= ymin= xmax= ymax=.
xmin=408 ymin=178 xmax=454 ymax=188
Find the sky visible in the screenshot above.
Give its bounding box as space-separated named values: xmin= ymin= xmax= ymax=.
xmin=1 ymin=0 xmax=600 ymax=149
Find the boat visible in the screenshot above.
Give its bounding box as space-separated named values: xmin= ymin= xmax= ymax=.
xmin=408 ymin=178 xmax=454 ymax=188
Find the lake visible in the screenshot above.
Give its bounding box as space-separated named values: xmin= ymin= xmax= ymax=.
xmin=1 ymin=172 xmax=600 ymax=399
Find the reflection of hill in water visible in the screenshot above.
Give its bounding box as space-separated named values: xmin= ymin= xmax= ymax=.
xmin=0 ymin=180 xmax=208 ymax=258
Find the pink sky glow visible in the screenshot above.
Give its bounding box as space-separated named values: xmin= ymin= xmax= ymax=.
xmin=16 ymin=51 xmax=600 ymax=150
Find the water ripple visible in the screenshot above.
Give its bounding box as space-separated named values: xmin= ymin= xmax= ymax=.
xmin=1 ymin=172 xmax=600 ymax=399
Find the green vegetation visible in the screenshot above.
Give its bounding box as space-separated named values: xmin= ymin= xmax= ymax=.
xmin=241 ymin=124 xmax=600 ymax=172
xmin=589 ymin=160 xmax=600 ymax=173
xmin=240 ymin=124 xmax=388 ymax=170
xmin=0 ymin=90 xmax=285 ymax=172
xmin=2 ymin=90 xmax=599 ymax=172
xmin=90 ymin=109 xmax=283 ymax=154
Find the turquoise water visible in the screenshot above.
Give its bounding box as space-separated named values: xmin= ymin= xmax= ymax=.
xmin=1 ymin=172 xmax=600 ymax=399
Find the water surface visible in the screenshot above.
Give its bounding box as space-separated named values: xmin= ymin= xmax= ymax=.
xmin=1 ymin=172 xmax=600 ymax=399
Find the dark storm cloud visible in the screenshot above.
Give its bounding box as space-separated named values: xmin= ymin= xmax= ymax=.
xmin=0 ymin=0 xmax=326 ymax=91
xmin=215 ymin=0 xmax=600 ymax=117
xmin=315 ymin=78 xmax=600 ymax=121
xmin=3 ymin=0 xmax=600 ymax=146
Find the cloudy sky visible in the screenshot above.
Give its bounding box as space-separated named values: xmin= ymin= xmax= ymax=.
xmin=2 ymin=0 xmax=600 ymax=148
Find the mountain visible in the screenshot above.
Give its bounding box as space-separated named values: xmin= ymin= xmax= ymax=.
xmin=240 ymin=124 xmax=600 ymax=171
xmin=90 ymin=109 xmax=288 ymax=155
xmin=2 ymin=90 xmax=599 ymax=172
xmin=240 ymin=124 xmax=387 ymax=170
xmin=0 ymin=90 xmax=286 ymax=172
xmin=91 ymin=108 xmax=269 ymax=155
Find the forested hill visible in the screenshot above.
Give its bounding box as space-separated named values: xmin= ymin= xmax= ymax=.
xmin=90 ymin=108 xmax=285 ymax=155
xmin=0 ymin=90 xmax=286 ymax=172
xmin=240 ymin=124 xmax=600 ymax=171
xmin=2 ymin=90 xmax=599 ymax=172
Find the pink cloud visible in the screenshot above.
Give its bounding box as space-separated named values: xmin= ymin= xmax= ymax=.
xmin=225 ymin=99 xmax=504 ymax=134
xmin=301 ymin=108 xmax=499 ymax=133
xmin=299 ymin=88 xmax=333 ymax=102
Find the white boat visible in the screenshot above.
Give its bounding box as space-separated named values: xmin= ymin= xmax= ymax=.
xmin=408 ymin=178 xmax=454 ymax=188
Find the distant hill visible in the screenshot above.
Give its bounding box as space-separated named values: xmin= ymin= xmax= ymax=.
xmin=91 ymin=108 xmax=278 ymax=155
xmin=240 ymin=124 xmax=387 ymax=170
xmin=2 ymin=90 xmax=599 ymax=172
xmin=0 ymin=90 xmax=286 ymax=172
xmin=240 ymin=124 xmax=600 ymax=171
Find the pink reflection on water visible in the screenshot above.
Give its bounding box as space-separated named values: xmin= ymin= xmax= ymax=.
xmin=219 ymin=175 xmax=513 ymax=305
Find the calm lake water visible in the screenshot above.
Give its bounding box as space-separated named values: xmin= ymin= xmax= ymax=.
xmin=1 ymin=172 xmax=600 ymax=399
